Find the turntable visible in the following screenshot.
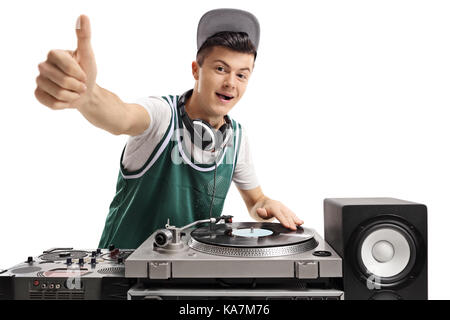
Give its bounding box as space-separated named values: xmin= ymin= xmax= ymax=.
xmin=125 ymin=216 xmax=344 ymax=300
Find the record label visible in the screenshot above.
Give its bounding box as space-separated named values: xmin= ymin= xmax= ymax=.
xmin=231 ymin=228 xmax=273 ymax=237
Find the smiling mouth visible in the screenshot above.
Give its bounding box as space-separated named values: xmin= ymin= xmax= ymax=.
xmin=216 ymin=93 xmax=234 ymax=101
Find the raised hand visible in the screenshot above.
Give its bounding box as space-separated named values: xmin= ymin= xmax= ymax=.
xmin=35 ymin=15 xmax=97 ymax=110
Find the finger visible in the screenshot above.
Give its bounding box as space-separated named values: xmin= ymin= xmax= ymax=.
xmin=75 ymin=15 xmax=95 ymax=63
xmin=34 ymin=87 xmax=73 ymax=110
xmin=47 ymin=49 xmax=87 ymax=83
xmin=36 ymin=75 xmax=81 ymax=102
xmin=286 ymin=213 xmax=298 ymax=230
xmin=279 ymin=208 xmax=297 ymax=230
xmin=294 ymin=216 xmax=304 ymax=225
xmin=256 ymin=208 xmax=268 ymax=219
xmin=286 ymin=209 xmax=303 ymax=225
xmin=38 ymin=61 xmax=87 ymax=94
xmin=271 ymin=209 xmax=291 ymax=229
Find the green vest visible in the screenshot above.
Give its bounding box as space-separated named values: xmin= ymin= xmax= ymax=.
xmin=98 ymin=95 xmax=242 ymax=249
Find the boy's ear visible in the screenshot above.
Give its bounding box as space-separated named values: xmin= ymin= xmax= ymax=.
xmin=192 ymin=61 xmax=200 ymax=80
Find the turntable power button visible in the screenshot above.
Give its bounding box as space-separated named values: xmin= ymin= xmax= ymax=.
xmin=33 ymin=280 xmax=40 ymax=287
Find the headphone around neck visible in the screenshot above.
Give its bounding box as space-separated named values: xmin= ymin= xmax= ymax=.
xmin=177 ymin=89 xmax=233 ymax=152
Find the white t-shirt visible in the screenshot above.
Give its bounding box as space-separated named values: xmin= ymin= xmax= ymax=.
xmin=121 ymin=96 xmax=259 ymax=190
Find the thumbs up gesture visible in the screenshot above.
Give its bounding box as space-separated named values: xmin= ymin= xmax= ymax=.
xmin=35 ymin=15 xmax=97 ymax=110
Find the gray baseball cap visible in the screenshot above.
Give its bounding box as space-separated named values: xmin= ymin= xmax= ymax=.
xmin=197 ymin=8 xmax=260 ymax=51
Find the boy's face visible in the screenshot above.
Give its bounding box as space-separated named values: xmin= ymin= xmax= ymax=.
xmin=192 ymin=46 xmax=254 ymax=119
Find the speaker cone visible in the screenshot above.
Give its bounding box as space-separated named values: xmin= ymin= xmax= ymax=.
xmin=350 ymin=216 xmax=423 ymax=288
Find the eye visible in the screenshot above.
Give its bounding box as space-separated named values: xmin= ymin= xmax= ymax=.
xmin=216 ymin=66 xmax=225 ymax=72
xmin=237 ymin=73 xmax=248 ymax=80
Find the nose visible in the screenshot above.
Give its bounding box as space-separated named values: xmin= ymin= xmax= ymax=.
xmin=223 ymin=73 xmax=236 ymax=89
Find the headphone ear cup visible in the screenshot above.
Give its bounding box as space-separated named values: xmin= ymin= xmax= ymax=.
xmin=216 ymin=117 xmax=232 ymax=150
xmin=193 ymin=120 xmax=216 ymax=151
xmin=215 ymin=126 xmax=232 ymax=150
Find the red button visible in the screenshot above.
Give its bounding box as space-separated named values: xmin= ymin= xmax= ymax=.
xmin=33 ymin=280 xmax=40 ymax=287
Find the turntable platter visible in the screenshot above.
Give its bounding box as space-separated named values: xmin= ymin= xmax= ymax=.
xmin=188 ymin=222 xmax=318 ymax=257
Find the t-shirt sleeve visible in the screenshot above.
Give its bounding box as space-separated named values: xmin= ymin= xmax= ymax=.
xmin=121 ymin=96 xmax=172 ymax=172
xmin=232 ymin=126 xmax=260 ymax=190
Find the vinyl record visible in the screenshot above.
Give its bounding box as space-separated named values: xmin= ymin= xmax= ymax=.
xmin=191 ymin=222 xmax=315 ymax=248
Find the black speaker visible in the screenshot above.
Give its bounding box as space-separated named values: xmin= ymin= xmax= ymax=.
xmin=324 ymin=198 xmax=427 ymax=300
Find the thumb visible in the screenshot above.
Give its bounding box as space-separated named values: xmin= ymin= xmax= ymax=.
xmin=75 ymin=15 xmax=95 ymax=64
xmin=256 ymin=208 xmax=269 ymax=218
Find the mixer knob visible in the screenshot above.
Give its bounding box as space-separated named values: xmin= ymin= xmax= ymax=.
xmin=96 ymin=248 xmax=102 ymax=254
xmin=90 ymin=258 xmax=96 ymax=265
xmin=78 ymin=258 xmax=84 ymax=265
xmin=27 ymin=256 xmax=33 ymax=264
xmin=117 ymin=257 xmax=124 ymax=264
xmin=66 ymin=258 xmax=72 ymax=265
xmin=108 ymin=244 xmax=115 ymax=251
xmin=91 ymin=251 xmax=96 ymax=257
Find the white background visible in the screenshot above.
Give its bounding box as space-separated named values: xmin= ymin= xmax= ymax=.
xmin=0 ymin=0 xmax=448 ymax=299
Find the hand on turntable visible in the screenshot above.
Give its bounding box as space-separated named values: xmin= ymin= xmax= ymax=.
xmin=239 ymin=187 xmax=303 ymax=230
xmin=254 ymin=199 xmax=303 ymax=230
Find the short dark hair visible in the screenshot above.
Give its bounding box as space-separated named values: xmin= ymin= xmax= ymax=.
xmin=196 ymin=31 xmax=257 ymax=67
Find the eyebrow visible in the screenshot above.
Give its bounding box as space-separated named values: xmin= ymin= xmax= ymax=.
xmin=213 ymin=59 xmax=251 ymax=72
